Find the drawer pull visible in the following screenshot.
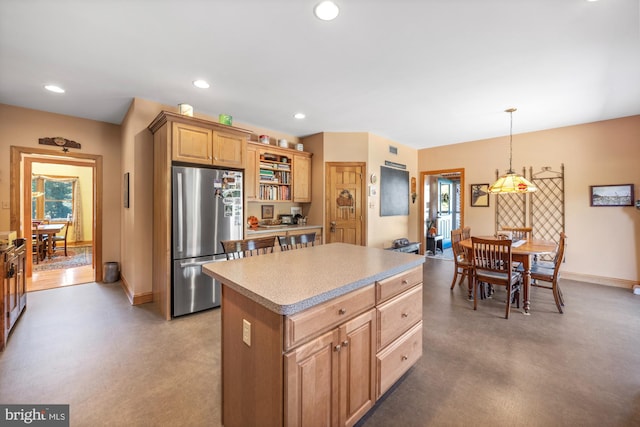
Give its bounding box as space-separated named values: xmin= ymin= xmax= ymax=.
xmin=401 ymin=355 xmax=408 ymax=361
xmin=342 ymin=340 xmax=349 ymax=347
xmin=338 ymin=308 xmax=347 ymax=315
xmin=401 ymin=313 xmax=408 ymax=318
xmin=334 ymin=344 xmax=341 ymax=352
xmin=401 ymin=279 xmax=408 ymax=285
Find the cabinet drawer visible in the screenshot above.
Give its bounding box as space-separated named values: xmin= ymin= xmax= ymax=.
xmin=375 ymin=266 xmax=422 ymax=303
xmin=284 ymin=284 xmax=374 ymax=351
xmin=376 ymin=321 xmax=422 ymax=399
xmin=377 ymin=284 xmax=422 ymax=351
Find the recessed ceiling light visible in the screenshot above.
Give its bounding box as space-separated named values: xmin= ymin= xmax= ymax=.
xmin=314 ymin=1 xmax=339 ymax=21
xmin=44 ymin=84 xmax=65 ymax=93
xmin=294 ymin=113 xmax=306 ymax=119
xmin=193 ymin=80 xmax=210 ymax=89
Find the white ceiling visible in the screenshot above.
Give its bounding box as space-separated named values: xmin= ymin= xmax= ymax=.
xmin=1 ymin=0 xmax=638 ymax=149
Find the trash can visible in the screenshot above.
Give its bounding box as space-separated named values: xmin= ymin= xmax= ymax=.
xmin=103 ymin=262 xmax=120 ymax=283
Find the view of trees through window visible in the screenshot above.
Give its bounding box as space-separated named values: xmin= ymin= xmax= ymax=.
xmin=32 ymin=177 xmax=73 ymax=220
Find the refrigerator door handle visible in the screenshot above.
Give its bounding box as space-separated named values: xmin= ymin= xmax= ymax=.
xmin=179 ymin=260 xmax=218 ymax=268
xmin=176 ymin=172 xmax=183 ymax=253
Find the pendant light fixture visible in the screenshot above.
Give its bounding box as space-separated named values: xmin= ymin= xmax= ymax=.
xmin=488 ymin=108 xmax=537 ymax=194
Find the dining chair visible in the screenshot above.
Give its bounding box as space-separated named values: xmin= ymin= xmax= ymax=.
xmin=221 ymin=236 xmax=276 ymax=260
xmin=52 ymin=221 xmax=69 ymax=256
xmin=461 ymin=226 xmax=471 ymax=240
xmin=471 ymin=237 xmax=523 ymax=319
xmin=530 ymin=232 xmax=567 ymax=313
xmin=450 ymin=229 xmax=472 ymax=297
xmin=31 ymin=235 xmax=45 ymax=264
xmin=500 ymin=226 xmax=532 ymax=241
xmin=31 ymin=221 xmax=46 ymax=263
xmin=278 ymin=232 xmax=316 ymax=251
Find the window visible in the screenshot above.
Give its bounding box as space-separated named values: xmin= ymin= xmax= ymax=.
xmin=32 ymin=176 xmax=74 ymax=220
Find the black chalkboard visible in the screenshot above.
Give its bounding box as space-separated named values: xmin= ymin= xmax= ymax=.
xmin=380 ymin=166 xmax=409 ymax=216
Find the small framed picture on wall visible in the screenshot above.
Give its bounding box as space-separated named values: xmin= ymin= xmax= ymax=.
xmin=470 ymin=183 xmax=489 ymax=207
xmin=261 ymin=204 xmax=274 ymax=219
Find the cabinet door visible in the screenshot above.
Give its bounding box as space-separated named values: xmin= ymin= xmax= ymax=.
xmin=339 ymin=309 xmax=376 ymax=427
xmin=16 ymin=247 xmax=26 ymax=311
xmin=6 ymin=255 xmax=20 ymax=330
xmin=213 ymin=131 xmax=245 ymax=168
xmin=172 ymin=122 xmax=213 ymax=165
xmin=245 ymin=144 xmax=259 ymax=201
xmin=293 ymin=153 xmax=311 ymax=202
xmin=285 ymin=328 xmax=340 ymax=427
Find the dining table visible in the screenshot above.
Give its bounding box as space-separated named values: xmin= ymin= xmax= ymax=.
xmin=32 ymin=223 xmax=66 ymax=259
xmin=460 ymin=236 xmax=557 ymax=314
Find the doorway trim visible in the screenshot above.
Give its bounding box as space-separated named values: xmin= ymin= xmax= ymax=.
xmin=10 ymin=146 xmax=103 ymax=282
xmin=420 ymin=168 xmax=465 ymax=255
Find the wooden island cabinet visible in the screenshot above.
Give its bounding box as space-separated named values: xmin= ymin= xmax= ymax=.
xmin=203 ymin=243 xmax=424 ymax=427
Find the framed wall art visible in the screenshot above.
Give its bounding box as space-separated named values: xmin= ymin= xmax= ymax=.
xmin=470 ymin=183 xmax=489 ymax=207
xmin=261 ymin=204 xmax=274 ymax=219
xmin=123 ymin=172 xmax=130 ymax=208
xmin=439 ymin=182 xmax=451 ymax=213
xmin=590 ymin=184 xmax=634 ymax=207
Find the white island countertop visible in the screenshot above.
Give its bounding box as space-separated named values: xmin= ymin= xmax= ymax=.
xmin=202 ymin=242 xmax=424 ymax=315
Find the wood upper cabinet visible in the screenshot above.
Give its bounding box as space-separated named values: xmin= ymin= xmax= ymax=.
xmin=150 ymin=111 xmax=252 ymax=169
xmin=213 ymin=130 xmax=246 ymax=169
xmin=172 ymin=122 xmax=213 ymax=165
xmin=285 ymin=308 xmax=376 ymax=427
xmin=293 ymin=153 xmax=311 ymax=202
xmin=248 ymin=141 xmax=312 ymax=203
xmin=245 ymin=144 xmax=259 ymax=201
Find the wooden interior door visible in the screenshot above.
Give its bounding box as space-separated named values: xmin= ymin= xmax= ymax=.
xmin=325 ymin=163 xmax=365 ymax=246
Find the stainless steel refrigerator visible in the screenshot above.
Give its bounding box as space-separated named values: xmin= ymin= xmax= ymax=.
xmin=172 ymin=166 xmax=243 ymax=317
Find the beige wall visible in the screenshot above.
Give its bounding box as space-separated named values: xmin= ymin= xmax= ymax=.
xmin=302 ymin=132 xmax=419 ymax=249
xmin=31 ymin=162 xmax=94 ymax=242
xmin=0 ymin=103 xmax=121 ymax=264
xmin=418 ymin=115 xmax=640 ymax=287
xmin=367 ymin=133 xmax=419 ymax=248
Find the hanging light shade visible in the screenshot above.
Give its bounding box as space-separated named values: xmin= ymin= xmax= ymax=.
xmin=488 ymin=108 xmax=537 ymax=194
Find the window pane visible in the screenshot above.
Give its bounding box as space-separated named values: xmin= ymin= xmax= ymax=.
xmin=45 ymin=201 xmax=72 ymax=220
xmin=45 ymin=181 xmax=72 ymax=199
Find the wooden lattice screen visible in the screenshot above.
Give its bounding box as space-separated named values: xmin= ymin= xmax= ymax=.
xmin=530 ymin=165 xmax=565 ymax=260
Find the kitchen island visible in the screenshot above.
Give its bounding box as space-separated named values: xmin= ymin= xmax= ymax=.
xmin=203 ymin=243 xmax=424 ymax=427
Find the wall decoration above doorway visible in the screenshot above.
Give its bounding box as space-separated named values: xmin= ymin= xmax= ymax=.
xmin=38 ymin=136 xmax=81 ymax=150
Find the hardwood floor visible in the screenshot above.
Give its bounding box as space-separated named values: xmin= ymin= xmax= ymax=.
xmin=27 ymin=264 xmax=95 ymax=292
xmin=27 ymin=242 xmax=95 ymax=292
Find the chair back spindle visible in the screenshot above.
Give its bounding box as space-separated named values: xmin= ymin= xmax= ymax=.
xmin=221 ymin=236 xmax=276 ymax=260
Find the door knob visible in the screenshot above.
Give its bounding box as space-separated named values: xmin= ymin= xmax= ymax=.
xmin=330 ymin=221 xmax=336 ymax=232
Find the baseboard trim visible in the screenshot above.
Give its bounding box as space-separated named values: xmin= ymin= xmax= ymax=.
xmin=562 ymin=272 xmax=637 ymax=289
xmin=120 ymin=275 xmax=153 ymax=305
